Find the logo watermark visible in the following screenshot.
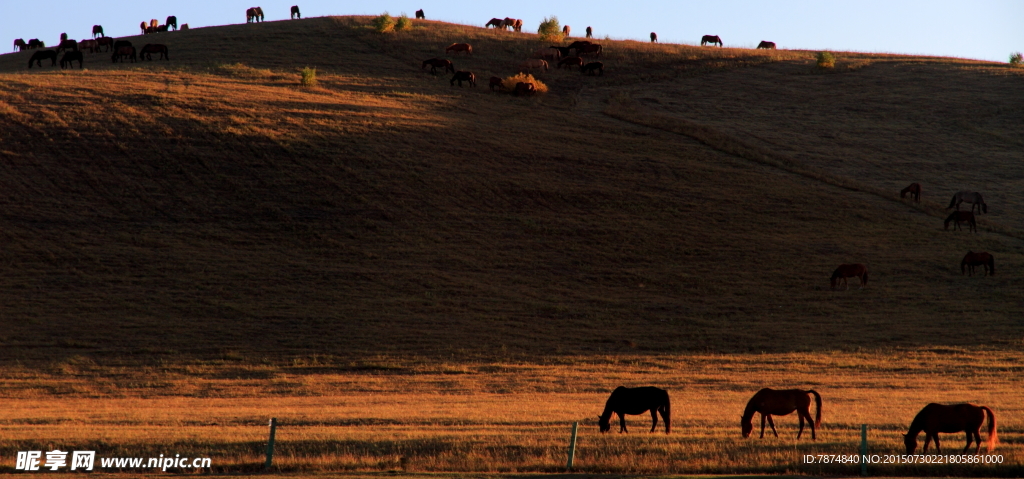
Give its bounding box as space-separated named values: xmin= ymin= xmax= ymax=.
xmin=16 ymin=451 xmax=211 ymax=471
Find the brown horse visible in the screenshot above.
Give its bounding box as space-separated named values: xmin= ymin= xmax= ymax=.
xmin=28 ymin=50 xmax=57 ymax=68
xmin=581 ymin=61 xmax=604 ymax=75
xmin=900 ymin=182 xmax=921 ymax=202
xmin=150 ymin=19 xmax=159 ymax=29
xmin=181 ymin=24 xmax=190 ymax=31
xmin=97 ymin=37 xmax=114 ymax=52
xmin=445 ymin=43 xmax=472 ymax=55
xmin=513 ymin=19 xmax=523 ymax=32
xmin=415 ymin=9 xmax=425 ymax=19
xmin=291 ymin=6 xmax=301 ymax=19
xmin=450 ymin=71 xmax=476 ymax=87
xmin=577 ymin=43 xmax=603 ymax=56
xmin=514 ymin=82 xmax=536 ymax=96
xmin=757 ymin=41 xmax=776 ymax=49
xmin=247 ymin=7 xmax=264 ymax=23
xmin=598 ymin=386 xmax=671 ymax=434
xmin=27 ymin=39 xmax=45 ymax=49
xmin=485 ymin=18 xmax=504 ymax=28
xmin=502 ymin=18 xmax=516 ymax=30
xmin=830 ymin=263 xmax=867 ymax=290
xmin=567 ymin=40 xmax=591 ymax=54
xmin=92 ymin=25 xmax=104 ymax=38
xmin=586 ymin=26 xmax=593 ymax=38
xmin=961 ymin=251 xmax=994 ymax=276
xmin=60 ymin=51 xmax=83 ymax=69
xmin=14 ymin=39 xmax=27 ymax=52
xmin=701 ymin=35 xmax=722 ymax=47
xmin=944 ymin=211 xmax=976 ymax=232
xmin=533 ymin=47 xmax=559 ymax=62
xmin=56 ymin=39 xmax=78 ymax=53
xmin=562 ymin=25 xmax=571 ymax=37
xmin=112 ymin=45 xmax=136 ymax=63
xmin=488 ymin=76 xmax=503 ymax=91
xmin=518 ymin=59 xmax=548 ymax=72
xmin=650 ymin=32 xmax=658 ymax=43
xmin=78 ymin=39 xmax=99 ymax=53
xmin=558 ymin=56 xmax=583 ymax=69
xmin=742 ymin=388 xmax=822 ymax=440
xmin=904 ymin=403 xmax=997 ymax=454
xmin=140 ymin=21 xmax=148 ymax=34
xmin=422 ymin=58 xmax=454 ymax=75
xmin=166 ymin=16 xmax=177 ymax=30
xmin=948 ymin=191 xmax=987 ymax=214
xmin=140 ymin=44 xmax=168 ymax=61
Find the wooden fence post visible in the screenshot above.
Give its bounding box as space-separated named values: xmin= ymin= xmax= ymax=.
xmin=566 ymin=422 xmax=579 ymax=470
xmin=860 ymin=424 xmax=868 ymax=477
xmin=265 ymin=418 xmax=277 ymax=471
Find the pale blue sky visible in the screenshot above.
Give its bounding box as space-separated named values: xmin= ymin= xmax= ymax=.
xmin=3 ymin=1 xmax=1022 ymax=62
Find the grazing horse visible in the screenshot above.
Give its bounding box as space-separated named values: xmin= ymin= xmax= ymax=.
xmin=150 ymin=19 xmax=159 ymax=29
xmin=830 ymin=263 xmax=867 ymax=290
xmin=415 ymin=9 xmax=425 ymax=19
xmin=92 ymin=25 xmax=104 ymax=38
xmin=247 ymin=7 xmax=264 ymax=23
xmin=581 ymin=61 xmax=604 ymax=75
xmin=904 ymin=403 xmax=997 ymax=455
xmin=900 ymin=182 xmax=921 ymax=202
xmin=948 ymin=191 xmax=987 ymax=214
xmin=56 ymin=39 xmax=77 ymax=53
xmin=534 ymin=47 xmax=559 ymax=62
xmin=290 ymin=6 xmax=301 ymax=19
xmin=97 ymin=37 xmax=114 ymax=51
xmin=14 ymin=39 xmax=27 ymax=52
xmin=485 ymin=18 xmax=504 ymax=28
xmin=701 ymin=35 xmax=723 ymax=47
xmin=514 ymin=81 xmax=536 ymax=96
xmin=450 ymin=71 xmax=476 ymax=87
xmin=166 ymin=16 xmax=177 ymax=30
xmin=518 ymin=59 xmax=548 ymax=72
xmin=488 ymin=76 xmax=503 ymax=91
xmin=113 ymin=40 xmax=133 ymax=51
xmin=140 ymin=44 xmax=169 ymax=60
xmin=78 ymin=39 xmax=99 ymax=53
xmin=650 ymin=32 xmax=658 ymax=43
xmin=60 ymin=51 xmax=83 ymax=69
xmin=445 ymin=43 xmax=472 ymax=55
xmin=944 ymin=211 xmax=976 ymax=233
xmin=577 ymin=43 xmax=603 ymax=56
xmin=558 ymin=56 xmax=583 ymax=69
xmin=598 ymin=386 xmax=671 ymax=434
xmin=757 ymin=41 xmax=776 ymax=49
xmin=27 ymin=39 xmax=45 ymax=49
xmin=112 ymin=46 xmax=137 ymax=63
xmin=28 ymin=50 xmax=57 ymax=68
xmin=181 ymin=24 xmax=190 ymax=31
xmin=421 ymin=58 xmax=454 ymax=75
xmin=549 ymin=46 xmax=571 ymax=58
xmin=562 ymin=25 xmax=571 ymax=37
xmin=140 ymin=21 xmax=148 ymax=34
xmin=742 ymin=388 xmax=822 ymax=440
xmin=60 ymin=33 xmax=68 ymax=42
xmin=502 ymin=18 xmax=516 ymax=30
xmin=513 ymin=19 xmax=523 ymax=32
xmin=961 ymin=251 xmax=994 ymax=276
xmin=586 ymin=26 xmax=593 ymax=38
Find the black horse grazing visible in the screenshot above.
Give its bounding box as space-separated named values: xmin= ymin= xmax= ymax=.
xmin=904 ymin=403 xmax=997 ymax=454
xmin=60 ymin=51 xmax=83 ymax=69
xmin=140 ymin=44 xmax=169 ymax=61
xmin=701 ymin=35 xmax=723 ymax=47
xmin=92 ymin=25 xmax=104 ymax=38
xmin=450 ymin=71 xmax=475 ymax=87
xmin=586 ymin=26 xmax=593 ymax=38
xmin=581 ymin=61 xmax=604 ymax=76
xmin=900 ymin=182 xmax=921 ymax=202
xmin=291 ymin=6 xmax=301 ymax=19
xmin=742 ymin=388 xmax=822 ymax=440
xmin=757 ymin=41 xmax=776 ymax=49
xmin=166 ymin=16 xmax=177 ymax=31
xmin=112 ymin=46 xmax=137 ymax=63
xmin=28 ymin=50 xmax=57 ymax=68
xmin=422 ymin=58 xmax=454 ymax=75
xmin=113 ymin=40 xmax=133 ymax=51
xmin=415 ymin=9 xmax=425 ymax=19
xmin=598 ymin=386 xmax=671 ymax=434
xmin=56 ymin=39 xmax=78 ymax=53
xmin=28 ymin=39 xmax=45 ymax=49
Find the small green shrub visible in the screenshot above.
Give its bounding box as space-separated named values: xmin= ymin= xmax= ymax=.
xmin=396 ymin=14 xmax=412 ymax=31
xmin=1010 ymin=52 xmax=1022 ymax=66
xmin=372 ymin=12 xmax=396 ymax=33
xmin=301 ymin=66 xmax=317 ymax=86
xmin=817 ymin=51 xmax=835 ymax=68
xmin=538 ymin=16 xmax=561 ymax=43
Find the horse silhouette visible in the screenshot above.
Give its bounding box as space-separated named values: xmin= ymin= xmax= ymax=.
xmin=96 ymin=37 xmax=114 ymax=51
xmin=166 ymin=16 xmax=177 ymax=31
xmin=581 ymin=61 xmax=604 ymax=75
xmin=421 ymin=58 xmax=454 ymax=75
xmin=904 ymin=403 xmax=996 ymax=454
xmin=944 ymin=211 xmax=976 ymax=232
xmin=60 ymin=51 xmax=83 ymax=69
xmin=514 ymin=82 xmax=536 ymax=96
xmin=650 ymin=32 xmax=658 ymax=43
xmin=598 ymin=386 xmax=671 ymax=434
xmin=961 ymin=251 xmax=994 ymax=276
xmin=247 ymin=7 xmax=264 ymax=23
xmin=830 ymin=264 xmax=867 ymax=290
xmin=757 ymin=41 xmax=776 ymax=49
xmin=28 ymin=50 xmax=57 ymax=68
xmin=586 ymin=26 xmax=593 ymax=38
xmin=701 ymin=35 xmax=722 ymax=47
xmin=28 ymin=39 xmax=45 ymax=49
xmin=513 ymin=19 xmax=523 ymax=32
xmin=948 ymin=191 xmax=986 ymax=214
xmin=140 ymin=44 xmax=168 ymax=61
xmin=900 ymin=182 xmax=921 ymax=202
xmin=742 ymin=388 xmax=822 ymax=440
xmin=577 ymin=44 xmax=603 ymax=56
xmin=112 ymin=46 xmax=136 ymax=63
xmin=415 ymin=9 xmax=425 ymax=19
xmin=518 ymin=59 xmax=548 ymax=72
xmin=445 ymin=43 xmax=472 ymax=56
xmin=78 ymin=40 xmax=99 ymax=53
xmin=56 ymin=39 xmax=78 ymax=53
xmin=14 ymin=39 xmax=27 ymax=52
xmin=450 ymin=71 xmax=476 ymax=87
xmin=488 ymin=76 xmax=503 ymax=91
xmin=485 ymin=18 xmax=503 ymax=28
xmin=562 ymin=25 xmax=571 ymax=37
xmin=558 ymin=56 xmax=583 ymax=69
xmin=92 ymin=25 xmax=104 ymax=38
xmin=140 ymin=21 xmax=148 ymax=35
xmin=290 ymin=6 xmax=301 ymax=19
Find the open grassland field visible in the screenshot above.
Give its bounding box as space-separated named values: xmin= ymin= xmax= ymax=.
xmin=0 ymin=16 xmax=1023 ymax=476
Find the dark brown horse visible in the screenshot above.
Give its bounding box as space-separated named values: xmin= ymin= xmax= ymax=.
xmin=757 ymin=41 xmax=776 ymax=49
xmin=112 ymin=46 xmax=136 ymax=63
xmin=549 ymin=45 xmax=571 ymax=58
xmin=742 ymin=388 xmax=822 ymax=439
xmin=598 ymin=386 xmax=671 ymax=434
xmin=567 ymin=40 xmax=591 ymax=54
xmin=961 ymin=251 xmax=994 ymax=276
xmin=830 ymin=264 xmax=867 ymax=290
xmin=450 ymin=71 xmax=476 ymax=87
xmin=514 ymin=81 xmax=536 ymax=96
xmin=577 ymin=43 xmax=603 ymax=56
xmin=900 ymin=182 xmax=921 ymax=202
xmin=904 ymin=403 xmax=996 ymax=454
xmin=140 ymin=44 xmax=168 ymax=61
xmin=14 ymin=39 xmax=27 ymax=52
xmin=513 ymin=19 xmax=523 ymax=32
xmin=586 ymin=26 xmax=593 ymax=38
xmin=421 ymin=58 xmax=454 ymax=75
xmin=291 ymin=6 xmax=301 ymax=19
xmin=78 ymin=39 xmax=99 ymax=53
xmin=97 ymin=37 xmax=114 ymax=51
xmin=701 ymin=35 xmax=722 ymax=47
xmin=415 ymin=9 xmax=425 ymax=19
xmin=948 ymin=191 xmax=987 ymax=214
xmin=944 ymin=211 xmax=976 ymax=232
xmin=445 ymin=43 xmax=472 ymax=55
xmin=28 ymin=50 xmax=57 ymax=68
xmin=650 ymin=32 xmax=658 ymax=43
xmin=247 ymin=7 xmax=264 ymax=23
xmin=558 ymin=56 xmax=583 ymax=69
xmin=56 ymin=39 xmax=78 ymax=53
xmin=166 ymin=16 xmax=178 ymax=30
xmin=92 ymin=25 xmax=104 ymax=38
xmin=488 ymin=76 xmax=503 ymax=91
xmin=27 ymin=39 xmax=45 ymax=49
xmin=485 ymin=18 xmax=504 ymax=28
xmin=60 ymin=51 xmax=83 ymax=69
xmin=581 ymin=61 xmax=604 ymax=75
xmin=562 ymin=25 xmax=571 ymax=37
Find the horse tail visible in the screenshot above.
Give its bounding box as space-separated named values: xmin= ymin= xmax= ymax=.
xmin=948 ymin=194 xmax=956 ymax=209
xmin=663 ymin=391 xmax=671 ymax=434
xmin=982 ymin=406 xmax=997 ymax=450
xmin=809 ymin=390 xmax=822 ymax=427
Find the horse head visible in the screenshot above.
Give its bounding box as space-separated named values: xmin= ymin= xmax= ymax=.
xmin=597 ymin=415 xmax=610 ymax=433
xmin=741 ymin=417 xmax=753 ymax=438
xmin=903 ymin=433 xmax=917 ymax=455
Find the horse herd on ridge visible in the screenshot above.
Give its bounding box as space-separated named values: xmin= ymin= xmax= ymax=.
xmin=601 ymin=386 xmax=998 ymax=456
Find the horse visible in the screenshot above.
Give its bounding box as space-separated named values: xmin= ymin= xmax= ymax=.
xmin=533 ymin=48 xmax=559 ymax=62
xmin=948 ymin=191 xmax=987 ymax=214
xmin=830 ymin=263 xmax=867 ymax=290
xmin=140 ymin=21 xmax=148 ymax=34
xmin=904 ymin=403 xmax=997 ymax=455
xmin=567 ymin=40 xmax=591 ymax=53
xmin=757 ymin=41 xmax=776 ymax=49
xmin=581 ymin=61 xmax=604 ymax=75
xmin=60 ymin=33 xmax=68 ymax=42
xmin=701 ymin=35 xmax=723 ymax=47
xmin=514 ymin=82 xmax=536 ymax=96
xmin=113 ymin=40 xmax=133 ymax=51
xmin=290 ymin=6 xmax=300 ymax=19
xmin=488 ymin=76 xmax=503 ymax=91
xmin=97 ymin=37 xmax=114 ymax=51
xmin=485 ymin=18 xmax=504 ymax=28
xmin=900 ymin=183 xmax=921 ymax=202
xmin=60 ymin=51 xmax=83 ymax=69
xmin=450 ymin=71 xmax=476 ymax=87
xmin=598 ymin=386 xmax=671 ymax=434
xmin=518 ymin=59 xmax=548 ymax=72
xmin=562 ymin=25 xmax=571 ymax=37
xmin=181 ymin=24 xmax=190 ymax=31
xmin=577 ymin=43 xmax=603 ymax=56
xmin=140 ymin=44 xmax=169 ymax=61
xmin=78 ymin=39 xmax=99 ymax=53
xmin=549 ymin=46 xmax=571 ymax=58
xmin=944 ymin=211 xmax=976 ymax=233
xmin=415 ymin=9 xmax=425 ymax=19
xmin=28 ymin=50 xmax=57 ymax=68
xmin=741 ymin=388 xmax=822 ymax=440
xmin=166 ymin=16 xmax=177 ymax=30
xmin=421 ymin=58 xmax=454 ymax=75
xmin=650 ymin=32 xmax=658 ymax=43
xmin=247 ymin=7 xmax=264 ymax=23
xmin=961 ymin=251 xmax=994 ymax=276
xmin=112 ymin=45 xmax=136 ymax=63
xmin=502 ymin=18 xmax=516 ymax=30
xmin=92 ymin=25 xmax=104 ymax=38
xmin=27 ymin=39 xmax=44 ymax=49
xmin=445 ymin=43 xmax=472 ymax=56
xmin=56 ymin=39 xmax=77 ymax=53
xmin=586 ymin=26 xmax=593 ymax=38
xmin=513 ymin=19 xmax=523 ymax=32
xmin=14 ymin=39 xmax=27 ymax=52
xmin=558 ymin=56 xmax=583 ymax=69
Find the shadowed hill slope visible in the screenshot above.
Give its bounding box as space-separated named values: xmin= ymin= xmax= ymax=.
xmin=0 ymin=16 xmax=1023 ymax=365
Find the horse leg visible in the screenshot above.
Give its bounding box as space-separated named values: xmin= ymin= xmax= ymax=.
xmin=618 ymin=413 xmax=627 ymax=433
xmin=933 ymin=434 xmax=941 ymax=454
xmin=922 ymin=434 xmax=932 ymax=453
xmin=766 ymin=415 xmax=779 ymax=438
xmin=797 ymin=413 xmax=805 ymax=439
xmin=649 ymin=409 xmax=659 ymax=433
xmin=759 ymin=413 xmax=767 ymax=438
xmin=963 ymin=431 xmax=973 ymax=454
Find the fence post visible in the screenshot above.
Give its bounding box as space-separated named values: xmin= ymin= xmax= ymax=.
xmin=265 ymin=418 xmax=277 ymax=471
xmin=566 ymin=422 xmax=579 ymax=470
xmin=860 ymin=424 xmax=867 ymax=477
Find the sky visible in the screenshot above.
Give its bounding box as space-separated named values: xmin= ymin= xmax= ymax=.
xmin=3 ymin=1 xmax=1022 ymax=63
